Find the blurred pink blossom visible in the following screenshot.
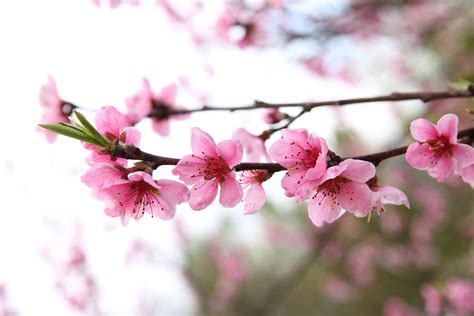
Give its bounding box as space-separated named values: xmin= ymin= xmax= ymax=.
xmin=446 ymin=278 xmax=474 ymax=314
xmin=233 ymin=128 xmax=271 ymax=162
xmin=421 ymin=284 xmax=442 ymax=315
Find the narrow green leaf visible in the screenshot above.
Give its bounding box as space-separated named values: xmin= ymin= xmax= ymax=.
xmin=73 ymin=111 xmax=109 ymax=146
xmin=39 ymin=124 xmax=104 ymax=147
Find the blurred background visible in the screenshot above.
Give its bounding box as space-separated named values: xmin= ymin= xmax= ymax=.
xmin=0 ymin=0 xmax=473 ymax=315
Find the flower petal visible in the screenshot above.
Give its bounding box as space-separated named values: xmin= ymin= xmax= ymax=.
xmin=427 ymin=153 xmax=456 ymax=182
xmin=96 ymin=106 xmax=130 ymax=137
xmin=338 ymin=182 xmax=372 ymax=217
xmin=437 ymin=113 xmax=458 ymax=143
xmin=217 ymin=140 xmax=243 ymax=168
xmin=189 ymin=179 xmax=219 ymax=210
xmin=376 ymin=186 xmax=410 ymax=208
xmin=308 ymin=193 xmax=345 ymax=227
xmin=339 ymin=159 xmax=375 ymax=183
xmin=452 ymin=143 xmax=474 ymax=168
xmin=172 ymin=154 xmax=207 ymax=185
xmin=123 ymin=127 xmax=141 ymax=146
xmin=406 ymin=143 xmax=435 ymax=170
xmin=191 ymin=127 xmax=218 ymax=157
xmin=152 ymin=120 xmax=170 ymax=136
xmin=157 ymin=179 xmax=190 ymax=204
xmin=410 ymin=118 xmax=439 ymax=142
xmin=160 ymin=83 xmax=177 ymax=105
xmin=281 ymin=167 xmax=307 ymax=197
xmin=219 ymin=174 xmax=243 ymax=208
xmin=243 ymin=183 xmax=266 ymax=214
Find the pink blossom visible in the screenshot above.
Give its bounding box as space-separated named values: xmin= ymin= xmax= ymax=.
xmin=216 ymin=9 xmax=267 ymax=48
xmin=368 ymin=181 xmax=410 ymax=214
xmin=421 ymin=284 xmax=442 ymax=315
xmin=93 ymin=0 xmax=139 ymax=8
xmin=239 ymin=170 xmax=271 ymax=214
xmin=125 ymin=79 xmax=189 ymax=136
xmin=269 ymin=128 xmax=328 ymax=197
xmin=103 ymin=172 xmax=189 ymax=225
xmin=85 ymin=106 xmax=140 ymax=165
xmin=446 ymin=278 xmax=474 ymax=314
xmin=38 ymin=75 xmax=73 ymax=142
xmin=323 ymin=277 xmax=356 ymax=302
xmin=172 ymin=128 xmax=243 ymax=210
xmin=262 ymin=108 xmax=286 ymax=124
xmin=232 ymin=128 xmax=271 ymax=162
xmin=406 ymin=114 xmax=474 ymax=182
xmin=296 ymin=159 xmax=376 ymax=227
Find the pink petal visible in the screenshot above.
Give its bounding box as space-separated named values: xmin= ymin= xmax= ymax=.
xmin=189 ymin=179 xmax=219 ymax=210
xmin=406 ymin=143 xmax=435 ymax=170
xmin=122 ymin=127 xmax=141 ymax=146
xmin=338 ymin=182 xmax=372 ymax=217
xmin=376 ymin=186 xmax=410 ymax=208
xmin=460 ymin=164 xmax=474 ymax=188
xmin=268 ymin=139 xmax=301 ymax=167
xmin=243 ymin=183 xmax=266 ymax=214
xmin=452 ymin=143 xmax=474 ymax=168
xmin=281 ymin=167 xmax=307 ymax=197
xmin=219 ymin=174 xmax=243 ymax=208
xmin=303 ymin=154 xmax=327 ymax=181
xmin=294 ymin=180 xmax=317 ymax=203
xmin=217 ymin=140 xmax=243 ymax=168
xmin=437 ymin=113 xmax=458 ymax=143
xmin=308 ymin=192 xmax=345 ymax=227
xmin=160 ymin=83 xmax=177 ymax=105
xmin=427 ymin=154 xmax=456 ymax=182
xmin=150 ymin=196 xmax=176 ymax=220
xmin=191 ymin=127 xmax=218 ymax=158
xmin=157 ymin=179 xmax=190 ymax=204
xmin=152 ymin=120 xmax=170 ymax=136
xmin=339 ymin=159 xmax=376 ymax=182
xmin=81 ymin=162 xmax=128 ymax=190
xmin=172 ymin=154 xmax=207 ymax=185
xmin=410 ymin=118 xmax=439 ymax=142
xmin=96 ymin=106 xmax=130 ymax=137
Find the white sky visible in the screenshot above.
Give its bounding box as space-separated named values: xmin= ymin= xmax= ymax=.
xmin=0 ymin=1 xmax=429 ymax=315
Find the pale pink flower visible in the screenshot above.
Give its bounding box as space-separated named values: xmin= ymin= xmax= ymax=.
xmin=262 ymin=108 xmax=286 ymax=124
xmin=85 ymin=106 xmax=140 ymax=165
xmin=216 ymin=9 xmax=267 ymax=48
xmin=172 ymin=128 xmax=243 ymax=210
xmin=296 ymin=159 xmax=376 ymax=227
xmin=269 ymin=128 xmax=328 ymax=197
xmin=446 ymin=278 xmax=474 ymax=314
xmin=93 ymin=0 xmax=139 ymax=8
xmin=125 ymin=79 xmax=189 ymax=136
xmin=421 ymin=284 xmax=442 ymax=315
xmin=239 ymin=170 xmax=271 ymax=214
xmin=406 ymin=114 xmax=474 ymax=182
xmin=368 ymin=180 xmax=410 ymax=214
xmin=38 ymin=75 xmax=74 ymax=142
xmin=103 ymin=171 xmax=189 ymax=225
xmin=323 ymin=277 xmax=356 ymax=302
xmin=232 ymin=128 xmax=271 ymax=162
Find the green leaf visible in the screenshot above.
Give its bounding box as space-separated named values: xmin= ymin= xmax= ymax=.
xmin=39 ymin=124 xmax=104 ymax=147
xmin=73 ymin=111 xmax=109 ymax=146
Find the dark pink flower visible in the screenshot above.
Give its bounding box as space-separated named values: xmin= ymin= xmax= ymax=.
xmin=232 ymin=128 xmax=271 ymax=162
xmin=172 ymin=128 xmax=243 ymax=210
xmin=38 ymin=75 xmax=74 ymax=142
xmin=103 ymin=171 xmax=189 ymax=225
xmin=446 ymin=278 xmax=474 ymax=314
xmin=126 ymin=79 xmax=189 ymax=136
xmin=85 ymin=106 xmax=140 ymax=165
xmin=406 ymin=114 xmax=474 ymax=182
xmin=296 ymin=159 xmax=376 ymax=227
xmin=239 ymin=170 xmax=271 ymax=214
xmin=269 ymin=128 xmax=328 ymax=197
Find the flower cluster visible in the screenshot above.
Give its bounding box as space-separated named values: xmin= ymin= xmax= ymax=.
xmin=38 ymin=79 xmax=473 ymax=227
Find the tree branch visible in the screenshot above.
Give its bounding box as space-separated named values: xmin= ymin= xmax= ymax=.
xmin=169 ymin=86 xmax=474 ymax=115
xmin=108 ymin=127 xmax=474 ymax=171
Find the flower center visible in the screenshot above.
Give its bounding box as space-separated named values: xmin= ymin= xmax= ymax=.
xmin=151 ymin=100 xmax=171 ymax=120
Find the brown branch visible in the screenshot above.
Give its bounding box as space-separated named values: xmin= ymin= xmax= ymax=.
xmin=169 ymin=86 xmax=474 ymax=115
xmin=108 ymin=127 xmax=474 ymax=171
